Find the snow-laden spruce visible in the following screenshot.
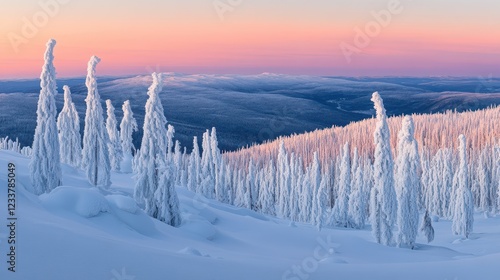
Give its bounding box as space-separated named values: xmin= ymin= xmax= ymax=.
xmin=30 ymin=39 xmax=62 ymax=195
xmin=334 ymin=142 xmax=351 ymax=227
xmin=120 ymin=100 xmax=137 ymax=156
xmin=201 ymin=129 xmax=215 ymax=199
xmin=452 ymin=134 xmax=474 ymax=238
xmin=348 ymin=148 xmax=368 ymax=229
xmin=119 ymin=100 xmax=138 ymax=173
xmin=134 ymin=72 xmax=169 ymax=216
xmin=81 ymin=56 xmax=111 ymax=187
xmin=395 ymin=115 xmax=420 ymax=249
xmin=278 ymin=140 xmax=291 ymax=219
xmin=106 ymin=100 xmax=123 ymax=172
xmin=370 ymin=92 xmax=397 ymax=246
xmin=57 ymin=85 xmax=81 ymax=167
xmin=134 ymin=72 xmax=181 ymax=225
xmin=187 ymin=136 xmax=201 ymax=193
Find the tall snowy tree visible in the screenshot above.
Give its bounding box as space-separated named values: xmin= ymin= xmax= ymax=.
xmin=134 ymin=72 xmax=170 ymax=218
xmin=30 ymin=39 xmax=62 ymax=195
xmin=334 ymin=142 xmax=351 ymax=227
xmin=106 ymin=99 xmax=123 ymax=172
xmin=348 ymin=148 xmax=367 ymax=229
xmin=187 ymin=136 xmax=201 ymax=193
xmin=81 ymin=56 xmax=111 ymax=187
xmin=201 ymin=129 xmax=215 ymax=198
xmin=120 ymin=100 xmax=138 ymax=156
xmin=452 ymin=134 xmax=474 ymax=239
xmin=370 ymin=92 xmax=397 ymax=246
xmin=310 ymin=152 xmax=322 ymax=225
xmin=277 ymin=140 xmax=291 ymax=218
xmin=395 ymin=115 xmax=420 ymax=249
xmin=57 ymin=85 xmax=81 ymax=167
xmin=154 ymin=162 xmax=182 ymax=227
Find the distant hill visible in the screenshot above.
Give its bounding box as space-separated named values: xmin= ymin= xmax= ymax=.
xmin=1 ymin=74 xmax=500 ymax=151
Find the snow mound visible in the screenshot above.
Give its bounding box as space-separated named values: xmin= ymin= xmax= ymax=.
xmin=106 ymin=194 xmax=138 ymax=214
xmin=40 ymin=187 xmax=109 ymax=218
xmin=181 ymin=213 xmax=218 ymax=240
xmin=178 ymin=247 xmax=211 ymax=257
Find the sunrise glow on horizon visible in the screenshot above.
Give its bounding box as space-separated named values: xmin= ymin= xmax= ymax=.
xmin=1 ymin=0 xmax=500 ymax=79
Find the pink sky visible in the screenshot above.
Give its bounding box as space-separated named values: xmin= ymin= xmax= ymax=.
xmin=1 ymin=0 xmax=499 ymax=78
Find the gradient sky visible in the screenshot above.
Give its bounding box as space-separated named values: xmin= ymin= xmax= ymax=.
xmin=1 ymin=0 xmax=499 ymax=78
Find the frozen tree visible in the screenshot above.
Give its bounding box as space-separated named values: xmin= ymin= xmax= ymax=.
xmin=119 ymin=100 xmax=137 ymax=172
xmin=370 ymin=92 xmax=396 ymax=246
xmin=134 ymin=72 xmax=169 ymax=218
xmin=166 ymin=124 xmax=175 ymax=159
xmin=420 ymin=210 xmax=434 ymax=243
xmin=30 ymin=39 xmax=62 ymax=195
xmin=57 ymin=85 xmax=81 ymax=167
xmin=310 ymin=153 xmax=322 ymax=225
xmin=259 ymin=160 xmax=276 ymax=215
xmin=81 ymin=56 xmax=111 ymax=187
xmin=106 ymin=100 xmax=123 ymax=172
xmin=348 ymin=148 xmax=367 ymax=229
xmin=300 ymin=168 xmax=313 ymax=223
xmin=173 ymin=140 xmax=182 ymax=185
xmin=334 ymin=142 xmax=351 ymax=227
xmin=314 ymin=173 xmax=329 ymax=230
xmin=278 ymin=140 xmax=291 ymax=218
xmin=201 ymin=130 xmax=215 ymax=198
xmin=452 ymin=134 xmax=474 ymax=239
xmin=187 ymin=137 xmax=201 ymax=193
xmin=154 ymin=163 xmax=182 ymax=227
xmin=395 ymin=116 xmax=420 ymax=249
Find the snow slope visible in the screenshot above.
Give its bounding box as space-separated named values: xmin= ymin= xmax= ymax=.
xmin=0 ymin=150 xmax=499 ymax=280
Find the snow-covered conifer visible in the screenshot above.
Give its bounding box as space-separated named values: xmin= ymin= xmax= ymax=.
xmin=30 ymin=39 xmax=62 ymax=195
xmin=120 ymin=100 xmax=138 ymax=157
xmin=334 ymin=142 xmax=351 ymax=227
xmin=452 ymin=134 xmax=474 ymax=238
xmin=134 ymin=72 xmax=170 ymax=218
xmin=57 ymin=85 xmax=81 ymax=167
xmin=370 ymin=92 xmax=396 ymax=245
xmin=348 ymin=148 xmax=367 ymax=229
xmin=395 ymin=115 xmax=420 ymax=249
xmin=81 ymin=56 xmax=111 ymax=187
xmin=420 ymin=210 xmax=435 ymax=243
xmin=106 ymin=99 xmax=123 ymax=172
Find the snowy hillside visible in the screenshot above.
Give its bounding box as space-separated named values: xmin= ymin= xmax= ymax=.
xmin=1 ymin=149 xmax=500 ymax=280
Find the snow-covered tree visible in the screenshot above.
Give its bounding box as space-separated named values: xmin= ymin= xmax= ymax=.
xmin=452 ymin=134 xmax=474 ymax=238
xmin=259 ymin=160 xmax=276 ymax=215
xmin=154 ymin=162 xmax=182 ymax=227
xmin=134 ymin=72 xmax=170 ymax=218
xmin=119 ymin=100 xmax=137 ymax=172
xmin=310 ymin=152 xmax=322 ymax=225
xmin=370 ymin=92 xmax=397 ymax=246
xmin=106 ymin=100 xmax=123 ymax=172
xmin=314 ymin=171 xmax=329 ymax=230
xmin=334 ymin=142 xmax=351 ymax=227
xmin=30 ymin=39 xmax=62 ymax=195
xmin=420 ymin=210 xmax=435 ymax=243
xmin=57 ymin=85 xmax=81 ymax=167
xmin=348 ymin=148 xmax=367 ymax=229
xmin=81 ymin=56 xmax=111 ymax=187
xmin=201 ymin=129 xmax=215 ymax=198
xmin=395 ymin=115 xmax=420 ymax=249
xmin=277 ymin=140 xmax=291 ymax=218
xmin=187 ymin=137 xmax=201 ymax=193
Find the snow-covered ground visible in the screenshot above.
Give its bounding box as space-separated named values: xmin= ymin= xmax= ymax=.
xmin=0 ymin=150 xmax=499 ymax=280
